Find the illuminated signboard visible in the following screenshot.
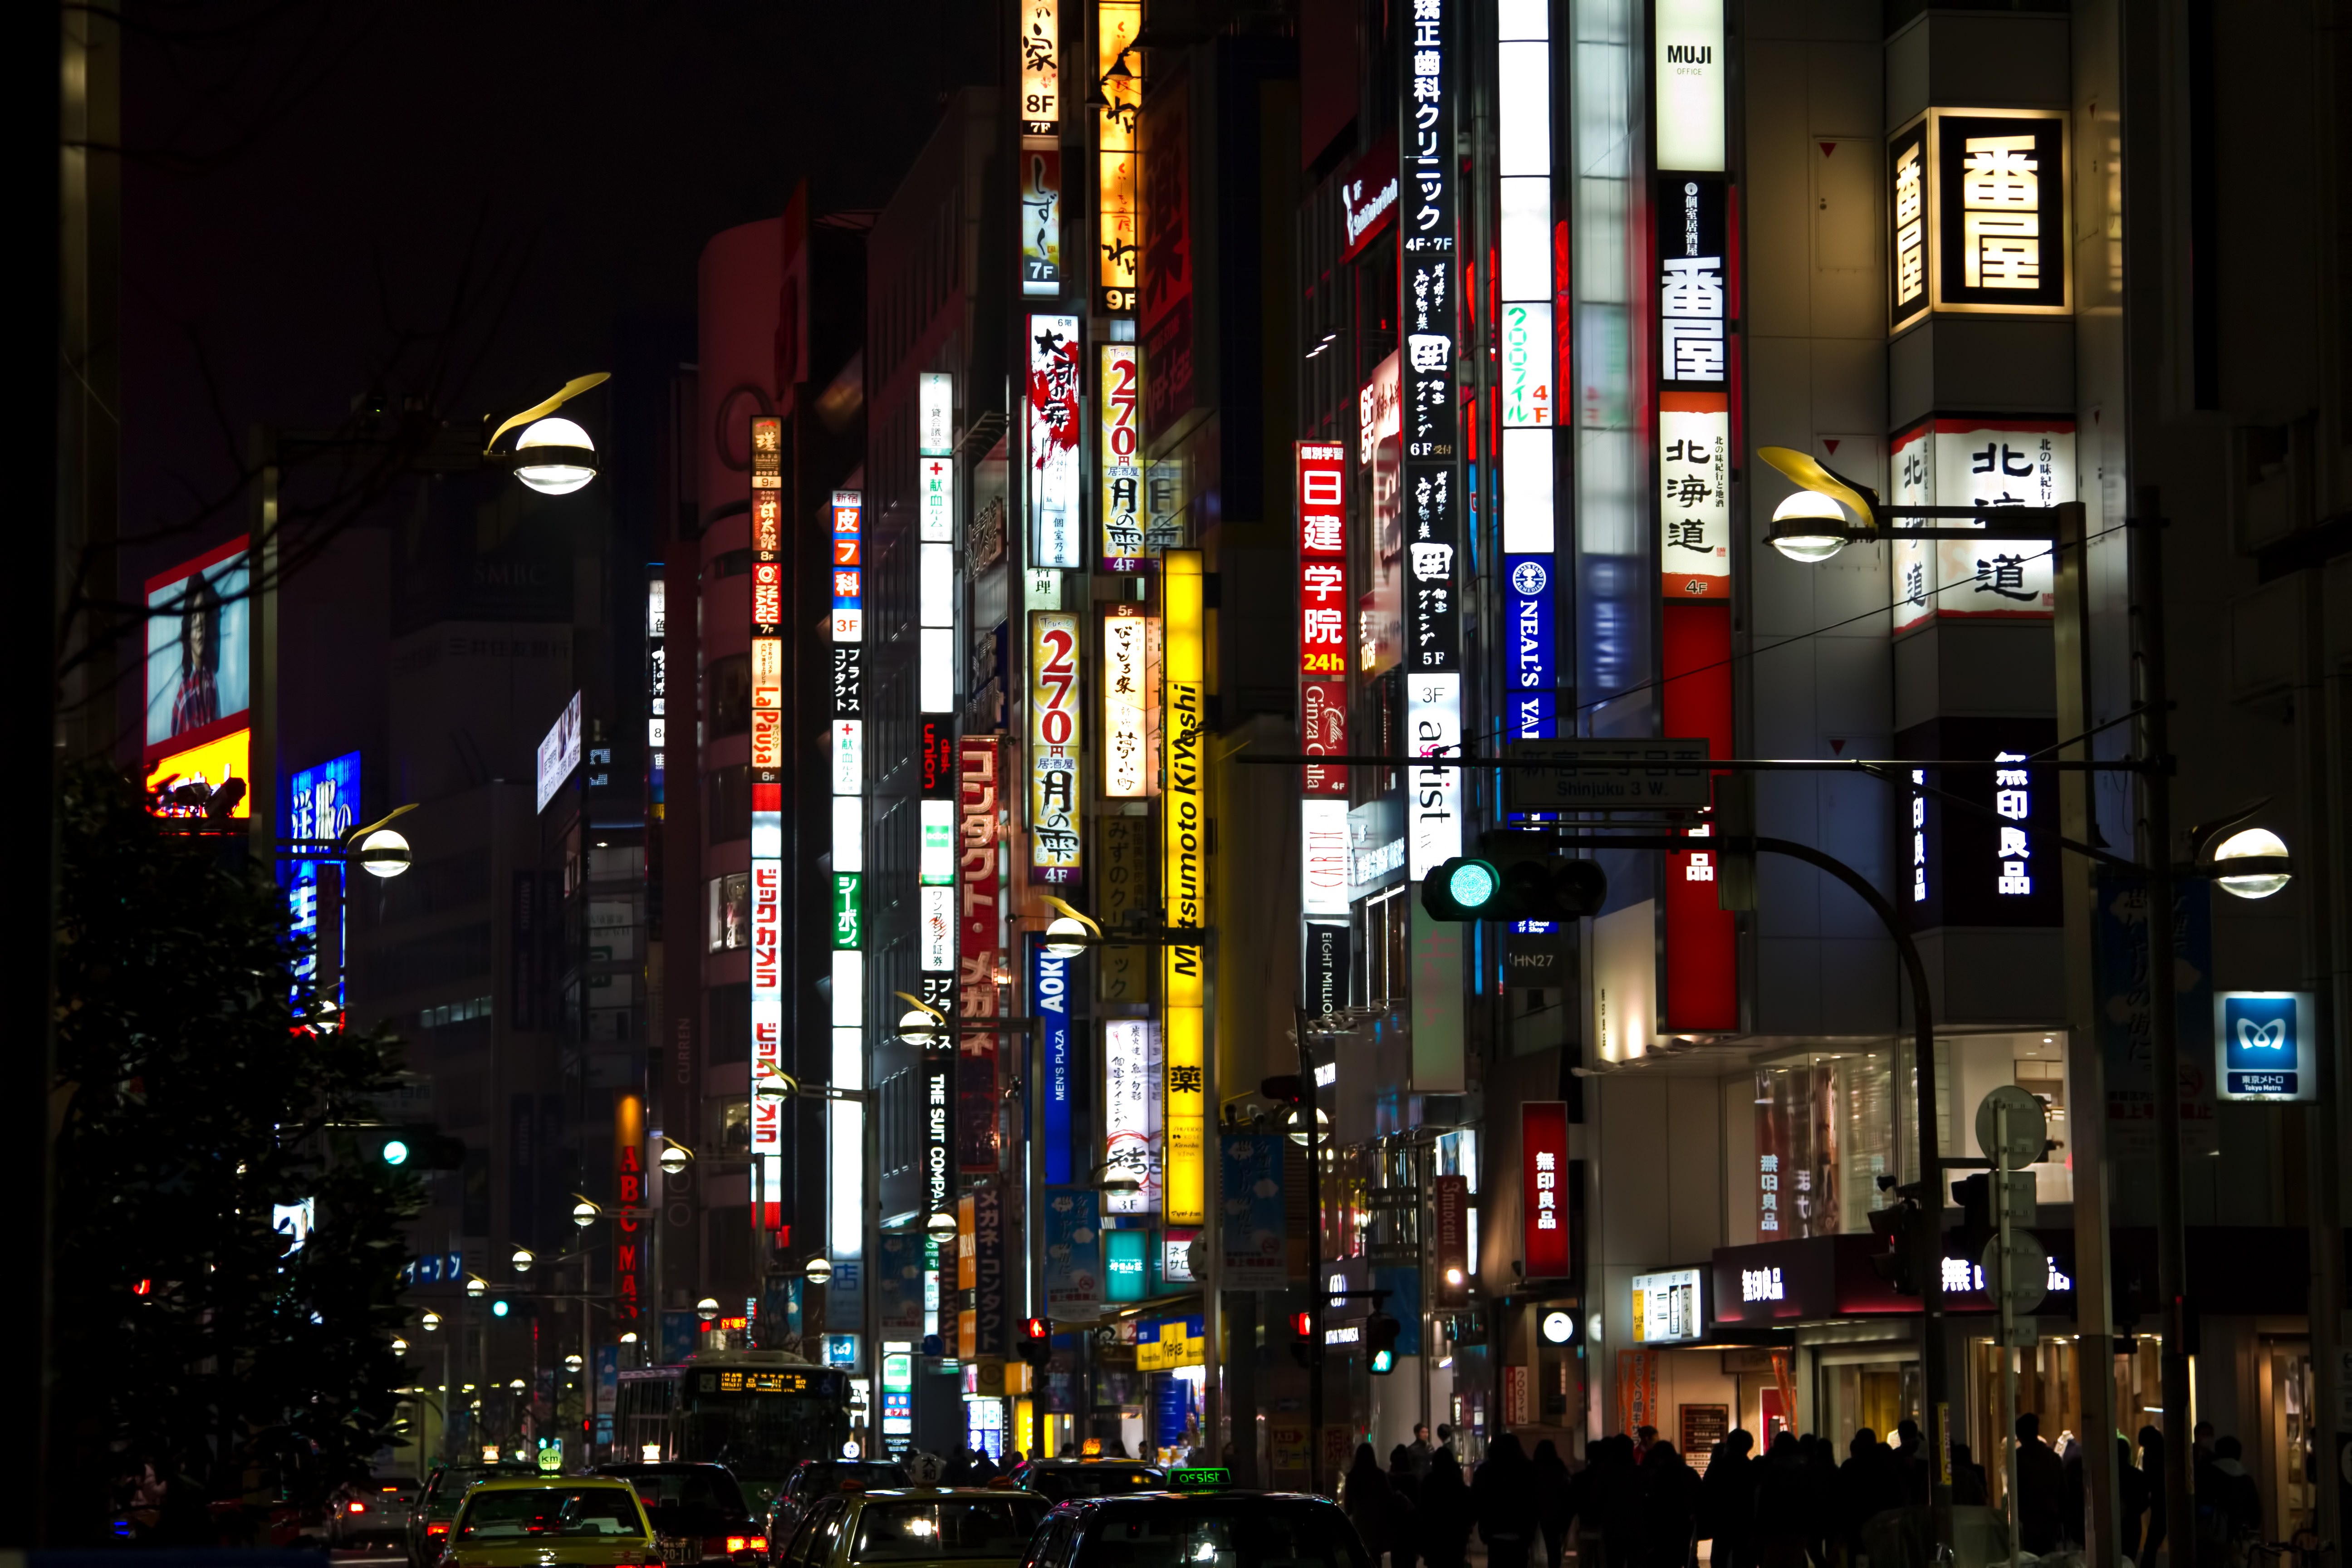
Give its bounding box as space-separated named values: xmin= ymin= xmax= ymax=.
xmin=1018 ymin=0 xmax=1058 ymax=135
xmin=1100 ymin=343 xmax=1144 ymax=569
xmin=1504 ymin=557 xmax=1554 ymax=740
xmin=1889 ymin=419 xmax=2072 ymax=633
xmin=148 ymin=727 xmax=252 ymax=819
xmin=1658 ymin=394 xmax=1731 ymax=600
xmin=1103 ymin=1019 xmax=1160 ymax=1215
xmin=1357 ymin=353 xmax=1403 ymax=677
xmin=1021 ymin=143 xmax=1063 ymax=297
xmin=1102 ymin=605 xmax=1156 ymax=798
xmin=284 ymin=750 xmax=359 ymax=1009
xmin=1405 ymin=671 xmax=1461 ymax=880
xmin=1889 ymin=118 xmax=1928 ymax=333
xmin=1929 ymin=109 xmax=2069 ymax=315
xmin=1027 ymin=315 xmax=1083 ymax=568
xmin=1096 ymin=0 xmax=1141 ymax=314
xmin=144 ymin=535 xmax=252 ymax=762
xmin=1029 ymin=611 xmax=1083 ymax=884
xmin=535 ymin=691 xmax=583 ymax=814
xmin=1301 ymin=799 xmax=1350 ymax=917
xmin=1034 ymin=946 xmax=1075 ymax=1184
xmin=1296 ymin=441 xmax=1349 ymax=799
xmin=958 ymin=738 xmax=1003 ymax=1171
xmin=750 ymin=416 xmax=787 ymax=1232
xmin=1654 ymin=0 xmax=1725 ymax=172
xmin=1631 ymin=1267 xmax=1705 ymax=1344
xmin=1657 ymin=175 xmax=1728 ymax=389
xmin=1522 ymin=1101 xmax=1571 ymax=1276
xmin=1161 ymin=551 xmax=1206 ymax=1226
xmin=1897 ymin=717 xmax=2061 ymax=930
xmin=2215 ymin=992 xmax=2318 ymax=1102
xmin=919 ymin=372 xmax=954 ymax=458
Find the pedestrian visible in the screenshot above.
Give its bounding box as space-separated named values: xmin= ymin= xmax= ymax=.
xmin=1473 ymin=1432 xmax=1539 ymax=1568
xmin=1752 ymin=1432 xmax=1811 ymax=1568
xmin=1532 ymin=1439 xmax=1573 ymax=1568
xmin=1345 ymin=1444 xmax=1395 ymax=1568
xmin=2014 ymin=1413 xmax=2066 ymax=1556
xmin=1639 ymin=1441 xmax=1701 ymax=1568
xmin=1436 ymin=1425 xmax=1459 ymax=1464
xmin=1701 ymin=1428 xmax=1756 ymax=1568
xmin=1410 ymin=1425 xmax=1436 ymax=1478
xmin=1801 ymin=1435 xmax=1840 ymax=1568
xmin=1599 ymin=1435 xmax=1647 ymax=1568
xmin=1948 ymin=1442 xmax=1988 ymax=1508
xmin=2115 ymin=1436 xmax=2149 ymax=1565
xmin=1636 ymin=1426 xmax=1659 ymax=1462
xmin=2138 ymin=1427 xmax=2169 ymax=1568
xmin=1891 ymin=1419 xmax=1928 ymax=1506
xmin=2203 ymin=1435 xmax=2260 ymax=1561
xmin=1419 ymin=1449 xmax=1474 ymax=1568
xmin=942 ymin=1448 xmax=973 ymax=1485
xmin=1387 ymin=1447 xmax=1424 ymax=1568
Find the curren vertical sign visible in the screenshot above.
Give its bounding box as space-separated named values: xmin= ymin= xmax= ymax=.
xmin=1432 ymin=1174 xmax=1470 ymax=1306
xmin=1029 ymin=612 xmax=1083 ymax=883
xmin=749 ymin=417 xmax=787 ymax=1232
xmin=1296 ymin=441 xmax=1349 ymax=797
xmin=1100 ymin=343 xmax=1144 ymax=570
xmin=1161 ymin=551 xmax=1207 ymax=1227
xmin=1522 ymin=1101 xmax=1571 ymax=1277
xmin=1027 ymin=316 xmax=1084 ymax=568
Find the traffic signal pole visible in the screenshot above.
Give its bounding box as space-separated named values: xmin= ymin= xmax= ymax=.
xmin=1296 ymin=1006 xmax=1324 ymax=1496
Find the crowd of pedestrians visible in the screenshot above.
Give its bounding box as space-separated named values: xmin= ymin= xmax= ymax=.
xmin=1336 ymin=1417 xmax=2259 ymax=1568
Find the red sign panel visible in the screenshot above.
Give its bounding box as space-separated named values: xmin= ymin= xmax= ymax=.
xmin=958 ymin=736 xmax=1002 ymax=1172
xmin=1522 ymin=1101 xmax=1571 ymax=1277
xmin=1297 ymin=441 xmax=1349 ymax=797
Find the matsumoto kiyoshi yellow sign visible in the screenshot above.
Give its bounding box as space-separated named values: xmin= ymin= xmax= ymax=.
xmin=1161 ymin=550 xmax=1205 ymax=1227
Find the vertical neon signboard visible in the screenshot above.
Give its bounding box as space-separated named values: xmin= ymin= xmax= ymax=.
xmin=749 ymin=416 xmax=787 ymax=1231
xmin=1160 ymin=550 xmax=1205 ymax=1226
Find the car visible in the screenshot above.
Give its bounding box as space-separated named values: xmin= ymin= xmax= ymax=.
xmin=595 ymin=1461 xmax=771 ymax=1567
xmin=773 ymin=1487 xmax=1049 ymax=1568
xmin=1019 ymin=1477 xmax=1370 ymax=1568
xmin=763 ymin=1460 xmax=914 ymax=1552
xmin=430 ymin=1475 xmax=657 ymax=1568
xmin=408 ymin=1461 xmax=543 ymax=1566
xmin=998 ymin=1463 xmax=1167 ymax=1506
xmin=332 ymin=1475 xmax=421 ymax=1547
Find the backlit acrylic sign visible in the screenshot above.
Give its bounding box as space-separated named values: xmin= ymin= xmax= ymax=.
xmin=1631 ymin=1267 xmax=1705 ymax=1344
xmin=1658 ymin=395 xmax=1730 ymax=599
xmin=1026 ymin=316 xmax=1083 ymax=568
xmin=535 ymin=691 xmax=583 ymax=813
xmin=1889 ymin=109 xmax=2071 ymax=325
xmin=1028 ymin=610 xmax=1083 ymax=884
xmin=1889 ymin=419 xmax=2071 ymax=632
xmin=1653 ymin=0 xmax=1724 ymax=172
xmin=2215 ymin=992 xmax=2316 ymax=1102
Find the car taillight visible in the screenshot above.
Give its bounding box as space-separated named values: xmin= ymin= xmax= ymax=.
xmin=349 ymin=1503 xmax=367 ymax=1514
xmin=750 ymin=1538 xmax=769 ymax=1553
xmin=726 ymin=1538 xmax=749 ymax=1553
xmin=426 ymin=1522 xmax=450 ymax=1537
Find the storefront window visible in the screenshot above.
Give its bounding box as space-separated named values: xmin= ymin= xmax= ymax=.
xmin=1818 ymin=1357 xmax=1920 ymax=1454
xmin=1753 ymin=1049 xmax=1896 ymax=1235
xmin=1968 ymin=1335 xmax=2087 ymax=1506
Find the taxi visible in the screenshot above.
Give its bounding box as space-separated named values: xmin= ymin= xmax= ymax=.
xmin=432 ymin=1474 xmax=660 ymax=1568
xmin=1019 ymin=1471 xmax=1369 ymax=1568
xmin=998 ymin=1461 xmax=1167 ymax=1505
xmin=772 ymin=1486 xmax=1049 ymax=1568
xmin=411 ymin=1461 xmax=545 ymax=1566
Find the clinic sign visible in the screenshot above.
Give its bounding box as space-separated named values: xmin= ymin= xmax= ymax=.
xmin=2215 ymin=991 xmax=2317 ymax=1102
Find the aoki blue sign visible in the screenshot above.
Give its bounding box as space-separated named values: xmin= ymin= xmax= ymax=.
xmin=1032 ymin=942 xmax=1074 ymax=1184
xmin=1504 ymin=556 xmax=1555 ymax=740
xmin=2214 ymin=991 xmax=2316 ymax=1102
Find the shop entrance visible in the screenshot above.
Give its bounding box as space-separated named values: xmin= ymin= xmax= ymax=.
xmin=2261 ymin=1339 xmax=2317 ymax=1543
xmin=1968 ymin=1335 xmax=2087 ymax=1506
xmin=1817 ymin=1351 xmax=1920 ymax=1453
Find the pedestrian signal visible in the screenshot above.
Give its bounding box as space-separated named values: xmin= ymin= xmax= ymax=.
xmin=1018 ymin=1317 xmax=1052 ymax=1370
xmin=1365 ymin=1313 xmax=1401 ymax=1375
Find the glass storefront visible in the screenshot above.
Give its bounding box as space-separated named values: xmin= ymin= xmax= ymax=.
xmin=1818 ymin=1354 xmax=1921 ymax=1453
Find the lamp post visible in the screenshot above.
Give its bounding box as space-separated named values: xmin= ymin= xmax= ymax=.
xmin=481 ymin=374 xmax=609 ymax=495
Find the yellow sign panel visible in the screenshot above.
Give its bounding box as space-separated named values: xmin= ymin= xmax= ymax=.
xmin=1097 ymin=0 xmax=1142 ymax=312
xmin=1161 ymin=551 xmax=1206 ymax=1226
xmin=147 ymin=727 xmax=252 ymax=818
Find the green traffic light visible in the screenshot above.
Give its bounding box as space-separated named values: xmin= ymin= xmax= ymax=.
xmin=1446 ymin=859 xmax=1499 ymax=909
xmin=1370 ymin=1348 xmax=1394 ymax=1374
xmin=382 ymin=1138 xmax=411 ymax=1166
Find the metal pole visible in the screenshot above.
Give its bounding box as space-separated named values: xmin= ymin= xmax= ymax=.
xmin=1999 ymin=1098 xmax=2020 ymax=1568
xmin=1299 ymin=1006 xmax=1325 ymax=1495
xmin=2134 ymin=490 xmax=2194 ymax=1568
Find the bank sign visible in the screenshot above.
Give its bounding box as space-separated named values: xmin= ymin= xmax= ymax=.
xmin=2215 ymin=991 xmax=2316 ymax=1102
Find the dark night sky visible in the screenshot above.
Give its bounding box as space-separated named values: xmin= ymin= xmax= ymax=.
xmin=121 ymin=1 xmax=1000 ymax=567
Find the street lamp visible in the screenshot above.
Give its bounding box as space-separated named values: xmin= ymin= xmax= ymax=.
xmin=466 ymin=1276 xmax=487 ymax=1298
xmin=356 ymin=827 xmax=415 ymax=879
xmin=564 ymin=1354 xmax=583 ymax=1372
xmin=392 ymin=1337 xmax=409 ymax=1354
xmin=804 ymin=1256 xmax=835 ymax=1286
xmin=695 ymin=1298 xmax=721 ymax=1323
xmin=421 ymin=1312 xmax=442 ymax=1332
xmin=1042 ymin=897 xmax=1103 ymax=956
xmin=1766 ymin=490 xmax=1854 ymax=563
xmin=572 ymin=1199 xmax=600 ymax=1229
xmin=483 ymin=373 xmax=609 ymax=495
xmin=511 ymin=1247 xmax=535 ymax=1274
xmin=2208 ymin=826 xmax=2294 ymax=899
xmin=657 ymin=1142 xmax=693 ymax=1177
xmin=923 ymin=1210 xmax=960 ymax=1240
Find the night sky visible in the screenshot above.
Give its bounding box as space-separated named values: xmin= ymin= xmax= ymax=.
xmin=121 ymin=1 xmax=1000 ymax=568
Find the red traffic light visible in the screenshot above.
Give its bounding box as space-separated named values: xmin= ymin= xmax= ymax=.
xmin=1291 ymin=1311 xmax=1313 ymax=1338
xmin=1024 ymin=1317 xmax=1049 ymax=1341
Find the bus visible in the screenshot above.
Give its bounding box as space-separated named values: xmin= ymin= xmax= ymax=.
xmin=614 ymin=1353 xmax=853 ymax=1511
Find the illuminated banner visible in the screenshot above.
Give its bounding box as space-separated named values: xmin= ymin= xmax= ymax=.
xmin=1100 ymin=344 xmax=1144 ymax=568
xmin=920 ymin=372 xmax=955 ymax=457
xmin=1405 ymin=671 xmax=1462 ymax=878
xmin=750 ymin=411 xmax=787 ymax=1232
xmin=1889 ymin=119 xmax=1929 ymax=333
xmin=831 ymin=490 xmax=864 ymax=642
xmin=1102 ymin=605 xmax=1157 ymax=798
xmin=1029 ymin=611 xmax=1083 ymax=884
xmin=1296 ymin=441 xmax=1349 ymax=798
xmin=959 ymin=738 xmax=1003 ymax=1170
xmin=1658 ymin=393 xmax=1731 ymax=599
xmin=1654 ymin=0 xmax=1725 ymax=172
xmin=829 ymin=645 xmax=860 ymax=721
xmin=1504 ymin=557 xmax=1555 ymax=740
xmin=1020 ymin=142 xmax=1063 ymax=297
xmin=1522 ymin=1101 xmax=1571 ymax=1276
xmin=1889 ymin=419 xmax=2072 ymax=632
xmin=1161 ymin=551 xmax=1207 ymax=1227
xmin=1926 ymin=109 xmax=2069 ymax=316
xmin=1301 ymin=799 xmax=1350 ymax=917
xmin=143 ymin=535 xmax=252 ymax=769
xmin=1097 ymin=0 xmax=1142 ymax=314
xmin=1033 ymin=944 xmax=1075 ymax=1184
xmin=1026 ymin=315 xmax=1083 ymax=568
xmin=1018 ymin=0 xmax=1059 ymax=135
xmin=1499 ymin=302 xmax=1553 ymax=429
xmin=1657 ymin=175 xmax=1728 ymax=388
xmin=1357 ymin=353 xmax=1403 ymax=676
xmin=1102 ymin=1018 xmax=1161 ymax=1214
xmin=1897 ymin=716 xmax=2061 ymax=929
xmin=535 ymin=690 xmax=583 ymax=815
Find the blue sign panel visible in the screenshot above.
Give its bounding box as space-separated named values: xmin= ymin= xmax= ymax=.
xmin=283 ymin=750 xmax=361 ymax=1015
xmin=1503 ymin=555 xmax=1556 ymax=740
xmin=1033 ymin=943 xmax=1074 ymax=1184
xmin=1043 ymin=1189 xmax=1102 ymax=1312
xmin=2215 ymin=991 xmax=2315 ymax=1101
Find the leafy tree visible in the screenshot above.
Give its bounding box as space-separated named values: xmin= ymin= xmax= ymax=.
xmin=50 ymin=764 xmax=421 ymax=1543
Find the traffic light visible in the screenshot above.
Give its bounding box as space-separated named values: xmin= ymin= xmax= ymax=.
xmin=1018 ymin=1317 xmax=1052 ymax=1370
xmin=1420 ymin=847 xmax=1607 ymax=923
xmin=1288 ymin=1310 xmax=1318 ymax=1369
xmin=363 ymin=1125 xmax=465 ymax=1170
xmin=1867 ymin=1191 xmax=1923 ymax=1296
xmin=1952 ymin=1173 xmax=1994 ymax=1260
xmin=1364 ymin=1313 xmax=1401 ymax=1375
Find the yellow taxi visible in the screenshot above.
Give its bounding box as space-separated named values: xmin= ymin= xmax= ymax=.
xmin=770 ymin=1488 xmax=1049 ymax=1568
xmin=434 ymin=1475 xmax=661 ymax=1568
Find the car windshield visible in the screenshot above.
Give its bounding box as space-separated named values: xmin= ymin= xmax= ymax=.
xmin=1027 ymin=1469 xmax=1166 ymax=1502
xmin=853 ymin=1499 xmax=1046 ymax=1562
xmin=457 ymin=1488 xmax=647 ymax=1540
xmin=1078 ymin=1504 xmax=1367 ymax=1568
xmin=617 ymin=1468 xmax=751 ymax=1521
xmin=805 ymin=1463 xmax=911 ymax=1496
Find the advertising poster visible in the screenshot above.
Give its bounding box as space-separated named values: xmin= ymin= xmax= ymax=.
xmin=2097 ymin=875 xmax=2218 ymax=1156
xmin=1026 ymin=317 xmax=1083 ymax=568
xmin=1219 ymin=1135 xmax=1286 ymax=1288
xmin=145 ymin=537 xmax=252 ymax=757
xmin=1034 ymin=943 xmax=1075 ymax=1183
xmin=1043 ymin=1189 xmax=1102 ymax=1313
